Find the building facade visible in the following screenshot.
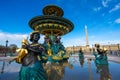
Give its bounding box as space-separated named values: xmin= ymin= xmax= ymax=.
xmin=65 ymin=44 xmax=120 ymax=54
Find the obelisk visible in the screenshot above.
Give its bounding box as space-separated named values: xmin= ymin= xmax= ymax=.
xmin=85 ymin=25 xmax=89 ymax=47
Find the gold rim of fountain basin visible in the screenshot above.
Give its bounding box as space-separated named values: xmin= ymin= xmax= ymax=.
xmin=29 ymin=15 xmax=74 ymax=36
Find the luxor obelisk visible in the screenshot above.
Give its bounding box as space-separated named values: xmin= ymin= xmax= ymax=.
xmin=85 ymin=25 xmax=89 ymax=47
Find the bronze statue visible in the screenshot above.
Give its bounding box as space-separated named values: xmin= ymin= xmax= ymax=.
xmin=13 ymin=31 xmax=47 ymax=80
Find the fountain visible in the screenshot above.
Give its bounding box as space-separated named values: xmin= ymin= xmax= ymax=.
xmin=28 ymin=5 xmax=74 ymax=62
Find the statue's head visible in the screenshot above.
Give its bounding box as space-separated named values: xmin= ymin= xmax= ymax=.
xmin=79 ymin=48 xmax=82 ymax=52
xmin=30 ymin=31 xmax=40 ymax=42
xmin=95 ymin=44 xmax=100 ymax=48
xmin=93 ymin=48 xmax=95 ymax=51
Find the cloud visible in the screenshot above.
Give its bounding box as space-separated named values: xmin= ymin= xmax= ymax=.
xmin=62 ymin=36 xmax=97 ymax=47
xmin=0 ymin=31 xmax=44 ymax=47
xmin=0 ymin=31 xmax=28 ymax=47
xmin=102 ymin=0 xmax=111 ymax=7
xmin=93 ymin=7 xmax=102 ymax=12
xmin=115 ymin=18 xmax=120 ymax=24
xmin=0 ymin=31 xmax=119 ymax=48
xmin=109 ymin=3 xmax=120 ymax=13
xmin=90 ymin=40 xmax=120 ymax=45
xmin=63 ymin=35 xmax=120 ymax=48
xmin=62 ymin=38 xmax=86 ymax=47
xmin=93 ymin=0 xmax=112 ymax=12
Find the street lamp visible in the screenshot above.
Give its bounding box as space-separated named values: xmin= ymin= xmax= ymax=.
xmin=117 ymin=44 xmax=119 ymax=51
xmin=5 ymin=40 xmax=8 ymax=57
xmin=108 ymin=42 xmax=111 ymax=51
xmin=73 ymin=45 xmax=75 ymax=54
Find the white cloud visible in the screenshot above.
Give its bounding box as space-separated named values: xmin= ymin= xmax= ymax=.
xmin=93 ymin=0 xmax=111 ymax=12
xmin=1 ymin=31 xmax=119 ymax=48
xmin=102 ymin=0 xmax=111 ymax=7
xmin=0 ymin=31 xmax=44 ymax=47
xmin=62 ymin=36 xmax=97 ymax=47
xmin=39 ymin=35 xmax=45 ymax=43
xmin=109 ymin=3 xmax=120 ymax=13
xmin=90 ymin=40 xmax=120 ymax=45
xmin=93 ymin=7 xmax=102 ymax=12
xmin=89 ymin=36 xmax=96 ymax=39
xmin=115 ymin=18 xmax=120 ymax=24
xmin=62 ymin=35 xmax=120 ymax=48
xmin=0 ymin=31 xmax=28 ymax=47
xmin=62 ymin=38 xmax=86 ymax=47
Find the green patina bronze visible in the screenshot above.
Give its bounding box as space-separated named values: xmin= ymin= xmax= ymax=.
xmin=93 ymin=44 xmax=108 ymax=65
xmin=17 ymin=5 xmax=74 ymax=80
xmin=29 ymin=5 xmax=74 ymax=62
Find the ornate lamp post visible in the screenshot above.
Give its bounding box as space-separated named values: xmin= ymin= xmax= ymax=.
xmin=5 ymin=40 xmax=8 ymax=57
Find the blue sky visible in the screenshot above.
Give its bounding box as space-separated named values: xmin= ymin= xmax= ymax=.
xmin=0 ymin=0 xmax=120 ymax=47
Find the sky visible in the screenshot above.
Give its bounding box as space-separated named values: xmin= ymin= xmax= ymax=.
xmin=0 ymin=0 xmax=120 ymax=47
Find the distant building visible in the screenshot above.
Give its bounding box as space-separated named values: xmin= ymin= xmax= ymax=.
xmin=0 ymin=45 xmax=10 ymax=54
xmin=66 ymin=45 xmax=88 ymax=53
xmin=101 ymin=44 xmax=120 ymax=51
xmin=65 ymin=44 xmax=120 ymax=54
xmin=0 ymin=44 xmax=17 ymax=54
